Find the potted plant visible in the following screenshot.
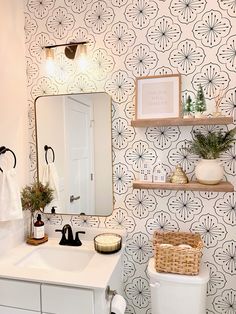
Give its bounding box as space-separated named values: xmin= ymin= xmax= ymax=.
xmin=21 ymin=181 xmax=53 ymax=238
xmin=187 ymin=127 xmax=236 ymax=184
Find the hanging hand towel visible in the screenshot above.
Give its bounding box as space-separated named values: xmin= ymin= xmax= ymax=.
xmin=0 ymin=168 xmax=23 ymax=221
xmin=41 ymin=162 xmax=60 ymax=206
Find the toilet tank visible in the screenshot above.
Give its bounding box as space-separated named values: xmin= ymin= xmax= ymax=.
xmin=148 ymin=258 xmax=209 ymax=314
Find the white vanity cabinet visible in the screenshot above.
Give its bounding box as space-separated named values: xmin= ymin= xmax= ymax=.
xmin=41 ymin=284 xmax=94 ymax=314
xmin=0 ymin=279 xmax=40 ymax=314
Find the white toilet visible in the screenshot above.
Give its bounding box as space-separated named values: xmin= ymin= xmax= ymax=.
xmin=148 ymin=258 xmax=209 ymax=314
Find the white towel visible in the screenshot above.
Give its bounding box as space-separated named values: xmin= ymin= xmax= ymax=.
xmin=0 ymin=168 xmax=23 ymax=221
xmin=41 ymin=162 xmax=60 ymax=210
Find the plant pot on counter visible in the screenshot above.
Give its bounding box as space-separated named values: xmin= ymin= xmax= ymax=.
xmin=195 ymin=159 xmax=224 ymax=185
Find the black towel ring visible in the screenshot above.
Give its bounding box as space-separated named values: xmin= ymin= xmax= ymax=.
xmin=44 ymin=145 xmax=55 ymax=164
xmin=0 ymin=146 xmax=17 ymax=172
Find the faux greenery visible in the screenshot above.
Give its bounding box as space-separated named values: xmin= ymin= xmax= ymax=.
xmin=187 ymin=127 xmax=236 ymax=159
xmin=195 ymin=84 xmax=206 ymax=113
xmin=21 ymin=181 xmax=54 ymax=213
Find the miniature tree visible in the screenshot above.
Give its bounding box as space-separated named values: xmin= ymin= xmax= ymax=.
xmin=195 ymin=84 xmax=206 ymax=115
xmin=183 ymin=95 xmax=194 ymax=117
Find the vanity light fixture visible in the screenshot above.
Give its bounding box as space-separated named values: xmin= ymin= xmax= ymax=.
xmin=43 ymin=41 xmax=88 ymax=74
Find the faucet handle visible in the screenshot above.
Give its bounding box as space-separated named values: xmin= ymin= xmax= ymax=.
xmin=74 ymin=231 xmax=86 ymax=246
xmin=55 ymin=228 xmax=67 ymax=245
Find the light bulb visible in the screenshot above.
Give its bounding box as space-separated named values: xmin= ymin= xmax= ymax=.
xmin=76 ymin=44 xmax=88 ymax=72
xmin=44 ymin=48 xmax=55 ymax=76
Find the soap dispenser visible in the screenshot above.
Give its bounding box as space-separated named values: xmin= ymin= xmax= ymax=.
xmin=34 ymin=214 xmax=45 ymax=239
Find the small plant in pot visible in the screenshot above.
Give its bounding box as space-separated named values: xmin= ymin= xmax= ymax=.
xmin=187 ymin=127 xmax=236 ymax=185
xmin=21 ymin=181 xmax=54 ymax=238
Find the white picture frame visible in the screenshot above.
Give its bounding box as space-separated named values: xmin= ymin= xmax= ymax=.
xmin=135 ymin=74 xmax=181 ymax=119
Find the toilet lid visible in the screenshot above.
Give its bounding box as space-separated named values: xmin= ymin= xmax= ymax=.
xmin=148 ymin=258 xmax=209 ymax=284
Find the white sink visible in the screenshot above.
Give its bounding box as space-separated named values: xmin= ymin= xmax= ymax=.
xmin=15 ymin=246 xmax=95 ymax=272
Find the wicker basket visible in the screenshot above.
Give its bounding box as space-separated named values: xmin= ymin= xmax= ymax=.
xmin=153 ymin=231 xmax=203 ymax=275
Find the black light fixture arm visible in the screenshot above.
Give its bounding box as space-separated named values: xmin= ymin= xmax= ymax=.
xmin=43 ymin=41 xmax=88 ymax=49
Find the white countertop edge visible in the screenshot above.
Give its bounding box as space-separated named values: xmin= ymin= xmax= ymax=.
xmin=0 ymin=238 xmax=123 ymax=290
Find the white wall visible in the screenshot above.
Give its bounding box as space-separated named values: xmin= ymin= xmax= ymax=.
xmin=0 ymin=0 xmax=28 ymax=254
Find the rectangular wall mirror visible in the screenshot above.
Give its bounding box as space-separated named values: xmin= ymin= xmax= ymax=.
xmin=35 ymin=92 xmax=113 ymax=216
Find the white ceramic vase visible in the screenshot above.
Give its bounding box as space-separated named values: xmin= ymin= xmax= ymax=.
xmin=195 ymin=159 xmax=224 ymax=185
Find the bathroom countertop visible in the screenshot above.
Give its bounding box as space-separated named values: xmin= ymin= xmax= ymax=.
xmin=0 ymin=238 xmax=123 ymax=290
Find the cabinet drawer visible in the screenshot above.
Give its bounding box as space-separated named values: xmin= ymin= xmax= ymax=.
xmin=0 ymin=306 xmax=39 ymax=314
xmin=42 ymin=284 xmax=94 ymax=314
xmin=0 ymin=279 xmax=40 ymax=311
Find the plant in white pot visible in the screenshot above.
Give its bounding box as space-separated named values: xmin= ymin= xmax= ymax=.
xmin=187 ymin=127 xmax=236 ymax=184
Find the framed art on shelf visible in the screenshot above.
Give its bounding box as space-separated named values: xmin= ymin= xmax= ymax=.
xmin=135 ymin=74 xmax=181 ymax=119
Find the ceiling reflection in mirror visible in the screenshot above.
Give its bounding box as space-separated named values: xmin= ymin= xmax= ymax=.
xmin=35 ymin=93 xmax=113 ymax=216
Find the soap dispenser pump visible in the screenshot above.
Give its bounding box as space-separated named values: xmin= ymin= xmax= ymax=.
xmin=34 ymin=214 xmax=45 ymax=239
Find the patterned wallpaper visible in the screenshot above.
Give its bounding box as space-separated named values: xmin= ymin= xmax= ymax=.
xmin=24 ymin=0 xmax=236 ymax=313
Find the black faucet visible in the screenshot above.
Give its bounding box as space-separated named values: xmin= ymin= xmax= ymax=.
xmin=55 ymin=224 xmax=85 ymax=246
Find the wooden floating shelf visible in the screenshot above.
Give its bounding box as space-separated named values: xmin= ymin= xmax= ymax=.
xmin=131 ymin=116 xmax=233 ymax=127
xmin=133 ymin=180 xmax=234 ymax=192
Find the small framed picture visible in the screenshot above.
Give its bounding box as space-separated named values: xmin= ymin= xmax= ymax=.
xmin=135 ymin=74 xmax=181 ymax=119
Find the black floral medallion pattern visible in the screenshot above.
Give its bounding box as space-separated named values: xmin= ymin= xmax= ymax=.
xmin=214 ymin=240 xmax=236 ymax=275
xmin=90 ymin=49 xmax=114 ymax=81
xmin=67 ymin=74 xmax=97 ymax=93
xmin=214 ymin=193 xmax=236 ymax=226
xmin=124 ymin=141 xmax=157 ymax=171
xmin=70 ymin=215 xmax=99 ymax=228
xmin=43 ymin=213 xmax=63 ymax=225
xmin=126 ymin=277 xmax=151 ymax=308
xmin=126 ymin=232 xmax=152 ymax=264
xmin=25 ymin=13 xmax=38 ymax=43
xmin=168 ymin=140 xmax=198 ymax=173
xmin=111 ymin=0 xmax=128 ymax=7
xmin=113 ymin=163 xmax=134 ymax=195
xmin=105 ymin=207 xmax=136 ymax=232
xmin=218 ymin=0 xmax=236 ymax=17
xmin=31 ymin=77 xmax=58 ymax=99
xmin=220 ymin=88 xmax=236 ymax=117
xmin=154 ymin=66 xmax=173 ymax=75
xmin=84 ymin=1 xmax=114 ymax=34
xmin=104 ymin=22 xmax=136 ymax=56
xmin=124 ymin=98 xmax=135 ymax=120
xmin=192 ymin=63 xmax=229 ymax=99
xmin=169 ymin=39 xmax=205 ymax=74
xmin=168 ymin=191 xmax=203 ymax=222
xmin=145 ymin=126 xmax=180 ymax=150
xmin=67 ymin=27 xmax=96 ymax=51
xmin=213 ymin=289 xmax=236 ymax=314
xmin=169 ymin=0 xmax=206 ymax=24
xmin=125 ymin=44 xmax=158 ymax=77
xmin=147 ymin=16 xmax=181 ymax=52
xmin=124 ymin=0 xmax=159 ymax=29
xmin=26 ymin=57 xmax=39 ymax=86
xmin=190 ymin=214 xmax=227 ymax=247
xmin=64 ymin=0 xmax=92 ymax=13
xmin=46 ymin=7 xmax=75 ymax=39
xmin=53 ymin=53 xmax=75 ymax=84
xmin=146 ymin=211 xmax=180 ymax=234
xmin=112 ymin=118 xmax=135 ymax=149
xmin=218 ymin=35 xmax=236 ymax=73
xmin=29 ymin=32 xmax=56 ymax=62
xmin=105 ymin=70 xmax=134 ymax=103
xmin=27 ymin=0 xmax=55 ymax=19
xmin=123 ymin=255 xmax=136 ymax=283
xmin=205 ymin=262 xmax=226 ymax=296
xmin=220 ymin=142 xmax=236 ymax=177
xmin=125 ymin=189 xmax=157 ymax=218
xmin=193 ymin=10 xmax=231 ymax=47
xmin=29 ymin=142 xmax=37 ymax=172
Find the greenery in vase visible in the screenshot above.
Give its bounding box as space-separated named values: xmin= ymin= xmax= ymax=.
xmin=21 ymin=181 xmax=54 ymax=213
xmin=195 ymin=84 xmax=206 ymax=114
xmin=187 ymin=127 xmax=236 ymax=159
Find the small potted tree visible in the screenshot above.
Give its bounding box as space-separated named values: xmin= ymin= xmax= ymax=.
xmin=187 ymin=127 xmax=236 ymax=184
xmin=194 ymin=84 xmax=206 ymax=118
xmin=21 ymin=181 xmax=53 ymax=238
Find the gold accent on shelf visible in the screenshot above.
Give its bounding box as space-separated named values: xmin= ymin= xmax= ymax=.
xmin=170 ymin=165 xmax=188 ymax=184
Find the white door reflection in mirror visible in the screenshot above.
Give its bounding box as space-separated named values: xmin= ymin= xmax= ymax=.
xmin=35 ymin=93 xmax=113 ymax=216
